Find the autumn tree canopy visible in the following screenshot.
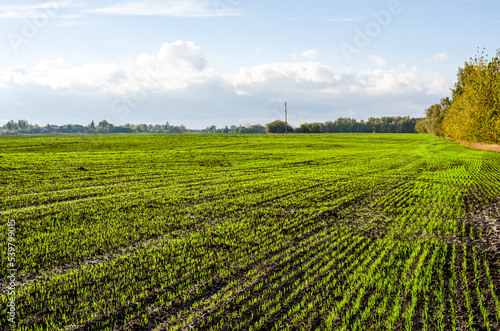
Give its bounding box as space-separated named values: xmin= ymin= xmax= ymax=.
xmin=420 ymin=48 xmax=500 ymax=144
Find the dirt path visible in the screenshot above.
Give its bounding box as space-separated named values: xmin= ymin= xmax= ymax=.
xmin=449 ymin=138 xmax=500 ymax=153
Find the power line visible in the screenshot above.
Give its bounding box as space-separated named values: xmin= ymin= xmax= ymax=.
xmin=284 ymin=102 xmax=287 ymax=135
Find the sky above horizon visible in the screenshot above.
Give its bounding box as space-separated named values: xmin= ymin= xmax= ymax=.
xmin=0 ymin=0 xmax=499 ymax=129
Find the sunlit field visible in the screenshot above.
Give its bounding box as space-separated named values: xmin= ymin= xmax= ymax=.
xmin=1 ymin=133 xmax=500 ymax=330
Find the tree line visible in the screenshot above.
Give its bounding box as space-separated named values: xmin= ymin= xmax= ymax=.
xmin=417 ymin=48 xmax=500 ymax=144
xmin=1 ymin=120 xmax=189 ymax=134
xmin=1 ymin=116 xmax=423 ymax=135
xmin=271 ymin=116 xmax=421 ymax=134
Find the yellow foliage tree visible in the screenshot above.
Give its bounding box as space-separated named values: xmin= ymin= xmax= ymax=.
xmin=442 ymin=49 xmax=500 ymax=143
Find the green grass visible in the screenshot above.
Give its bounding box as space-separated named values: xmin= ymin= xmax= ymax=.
xmin=1 ymin=133 xmax=499 ymax=330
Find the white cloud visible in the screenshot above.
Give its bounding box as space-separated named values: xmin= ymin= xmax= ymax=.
xmin=0 ymin=1 xmax=73 ymax=18
xmin=86 ymin=0 xmax=246 ymax=17
xmin=228 ymin=61 xmax=450 ymax=98
xmin=0 ymin=41 xmax=452 ymax=102
xmin=424 ymin=72 xmax=451 ymax=96
xmin=0 ymin=0 xmax=246 ymax=20
xmin=291 ymin=49 xmax=319 ymax=60
xmin=301 ymin=50 xmax=319 ymax=59
xmin=369 ymin=55 xmax=386 ymax=67
xmin=52 ymin=13 xmax=90 ymax=26
xmin=424 ymin=52 xmax=450 ymax=63
xmin=0 ymin=58 xmax=136 ymax=93
xmin=350 ymin=65 xmax=450 ymax=96
xmin=136 ymin=40 xmax=217 ymax=90
xmin=228 ymin=62 xmax=339 ymax=95
xmin=0 ymin=41 xmax=217 ymax=94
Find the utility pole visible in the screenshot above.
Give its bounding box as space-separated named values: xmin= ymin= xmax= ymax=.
xmin=284 ymin=102 xmax=287 ymax=135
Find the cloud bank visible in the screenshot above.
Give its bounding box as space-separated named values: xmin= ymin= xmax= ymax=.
xmin=0 ymin=41 xmax=453 ymax=127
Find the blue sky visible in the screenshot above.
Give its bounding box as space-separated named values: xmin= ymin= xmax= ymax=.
xmin=0 ymin=0 xmax=499 ymax=129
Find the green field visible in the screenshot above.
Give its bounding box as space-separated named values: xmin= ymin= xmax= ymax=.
xmin=1 ymin=133 xmax=500 ymax=330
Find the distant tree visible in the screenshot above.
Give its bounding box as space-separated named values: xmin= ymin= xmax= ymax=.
xmin=31 ymin=124 xmax=40 ymax=134
xmin=73 ymin=124 xmax=85 ymax=133
xmin=322 ymin=121 xmax=335 ymax=133
xmin=309 ymin=123 xmax=321 ymax=133
xmin=136 ymin=124 xmax=148 ymax=133
xmin=246 ymin=124 xmax=266 ymax=133
xmin=110 ymin=126 xmax=133 ymax=133
xmin=0 ymin=116 xmax=424 ymax=136
xmin=98 ymin=120 xmax=109 ymax=128
xmin=17 ymin=119 xmax=29 ymax=130
xmin=416 ymin=98 xmax=449 ymax=136
xmin=152 ymin=124 xmax=162 ymax=133
xmin=266 ymin=120 xmax=293 ymax=133
xmin=297 ymin=122 xmax=321 ymax=133
xmin=172 ymin=125 xmax=187 ymax=133
xmin=5 ymin=120 xmax=17 ymax=131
